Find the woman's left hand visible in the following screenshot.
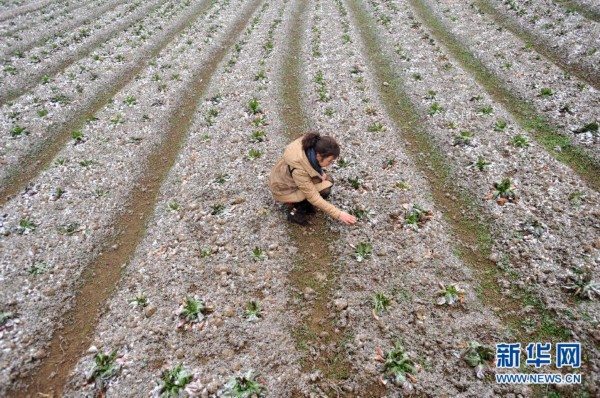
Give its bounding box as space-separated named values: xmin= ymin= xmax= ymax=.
xmin=321 ymin=172 xmax=327 ymax=181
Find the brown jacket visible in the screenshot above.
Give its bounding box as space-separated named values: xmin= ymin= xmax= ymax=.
xmin=269 ymin=137 xmax=341 ymax=219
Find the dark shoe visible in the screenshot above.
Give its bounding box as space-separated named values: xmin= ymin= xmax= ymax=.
xmin=287 ymin=205 xmax=308 ymax=225
xmin=297 ymin=199 xmax=315 ymax=214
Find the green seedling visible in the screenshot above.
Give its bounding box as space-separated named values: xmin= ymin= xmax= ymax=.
xmin=367 ymin=122 xmax=385 ymax=132
xmin=336 ymin=157 xmax=350 ymax=168
xmin=404 ymin=204 xmax=433 ymax=230
xmin=55 ymin=158 xmax=67 ymax=166
xmin=254 ymin=70 xmax=267 ymax=81
xmin=210 ymin=203 xmax=225 ymax=216
xmin=522 ymin=219 xmax=547 ymax=238
xmin=79 ymin=159 xmax=94 ymax=167
xmin=18 ymin=218 xmax=37 ymax=233
xmin=349 ymin=206 xmax=370 ymax=221
xmin=57 ymin=223 xmax=81 ymax=236
xmin=461 ymin=341 xmax=494 ymax=379
xmin=244 ymin=301 xmax=262 ymax=322
xmin=215 ymin=174 xmax=229 ymax=183
xmin=93 ymin=188 xmax=109 ymax=198
xmin=168 ymin=202 xmax=181 ymax=211
xmin=247 ymin=149 xmax=262 ymax=159
xmin=72 ymin=130 xmax=85 ymax=143
xmin=28 ymin=262 xmax=50 ymax=276
xmin=453 ymin=131 xmax=474 ymax=147
xmin=478 ymin=106 xmax=493 ymax=115
xmin=158 ymin=364 xmax=193 ymax=397
xmin=436 ymin=282 xmax=465 ymax=305
xmin=9 ymin=125 xmax=27 ymax=137
xmin=394 ymin=181 xmax=411 ymax=190
xmin=85 ymin=350 xmax=120 ymax=391
xmin=573 ymin=121 xmax=598 ymax=135
xmin=178 ymin=297 xmax=214 ymax=326
xmin=111 ymin=114 xmax=124 ymax=125
xmin=252 ymin=116 xmax=266 ymax=127
xmin=221 ymin=370 xmax=266 ymax=397
xmin=471 ymin=156 xmax=491 ymax=171
xmin=563 ymin=269 xmax=600 ymax=300
xmin=540 ymin=88 xmax=553 ymax=97
xmin=129 ymin=292 xmax=148 ymax=309
xmin=491 ymin=178 xmax=517 ymax=204
xmin=365 ymin=107 xmax=377 ymax=116
xmin=372 ymin=292 xmax=391 ymax=315
xmin=428 ymin=102 xmax=443 ymax=115
xmin=354 ymin=242 xmax=372 ymax=262
xmin=568 ymin=191 xmax=586 ymax=206
xmin=251 ymin=247 xmax=267 ymax=261
xmin=0 ymin=311 xmax=15 ymax=327
xmin=247 ymin=97 xmax=261 ymax=114
xmin=324 ymin=107 xmax=334 ymax=117
xmin=199 ymin=248 xmax=212 ymax=257
xmin=120 ymin=94 xmax=136 ymax=106
xmin=250 ymin=131 xmax=266 ymax=142
xmin=425 ymin=90 xmax=437 ymax=99
xmin=347 ymin=177 xmax=363 ymax=190
xmin=511 ymin=134 xmax=529 ymax=148
xmin=412 ymin=73 xmax=422 ymax=81
xmin=375 ymin=343 xmax=416 ymax=387
xmin=37 ymin=109 xmax=48 ymax=117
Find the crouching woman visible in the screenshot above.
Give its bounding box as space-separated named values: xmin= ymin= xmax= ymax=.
xmin=269 ymin=132 xmax=356 ymax=225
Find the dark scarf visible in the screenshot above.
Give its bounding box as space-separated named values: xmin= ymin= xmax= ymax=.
xmin=306 ymin=147 xmax=323 ymax=175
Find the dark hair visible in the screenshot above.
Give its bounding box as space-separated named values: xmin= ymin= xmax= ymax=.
xmin=301 ymin=132 xmax=340 ymax=158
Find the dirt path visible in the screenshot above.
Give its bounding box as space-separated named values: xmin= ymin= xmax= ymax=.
xmin=12 ymin=0 xmax=264 ymax=395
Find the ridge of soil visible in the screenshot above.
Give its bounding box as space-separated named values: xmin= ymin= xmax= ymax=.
xmin=552 ymin=0 xmax=600 ymax=22
xmin=12 ymin=0 xmax=264 ymax=396
xmin=0 ymin=0 xmax=57 ymax=23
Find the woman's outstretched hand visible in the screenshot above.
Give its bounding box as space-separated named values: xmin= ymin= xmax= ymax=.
xmin=339 ymin=211 xmax=357 ymax=225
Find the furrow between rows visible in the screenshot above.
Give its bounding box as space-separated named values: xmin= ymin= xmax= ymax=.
xmin=552 ymin=0 xmax=600 ymax=22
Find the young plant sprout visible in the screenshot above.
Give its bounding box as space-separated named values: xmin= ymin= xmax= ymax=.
xmin=491 ymin=178 xmax=518 ymax=205
xmin=563 ymin=270 xmax=600 ymax=300
xmin=494 ymin=120 xmax=507 ymax=131
xmin=354 ymin=242 xmax=372 ymax=262
xmin=372 ymin=292 xmax=391 ymax=315
xmin=436 ymin=282 xmax=465 ymax=305
xmin=247 ymin=148 xmax=262 ymax=159
xmin=17 ymin=218 xmax=37 ymax=234
xmin=28 ymin=262 xmax=49 ymax=276
xmin=347 ymin=176 xmax=363 ymax=190
xmin=250 ymin=130 xmax=266 ymax=142
xmin=461 ymin=341 xmax=494 ymax=379
xmin=336 ymin=157 xmax=351 ymax=168
xmin=247 ymin=97 xmax=261 ymax=114
xmin=210 ymin=203 xmax=225 ymax=216
xmin=168 ymin=202 xmax=181 ymax=211
xmin=57 ymin=223 xmax=81 ymax=236
xmin=177 ymin=297 xmax=214 ymax=328
xmin=573 ymin=121 xmax=598 ymax=135
xmin=129 ymin=292 xmax=148 ymax=309
xmin=453 ymin=131 xmax=474 ymax=147
xmin=383 ymin=158 xmax=397 ymax=169
xmin=221 ymin=370 xmax=266 ymax=397
xmin=470 ymin=156 xmax=491 ymax=171
xmin=374 ymin=343 xmax=417 ymax=388
xmin=251 ymin=247 xmax=267 ymax=261
xmin=511 ymin=134 xmax=529 ymax=148
xmin=158 ymin=364 xmax=193 ymax=397
xmin=244 ymin=301 xmax=262 ymax=322
xmin=522 ymin=219 xmax=548 ymax=238
xmin=85 ymin=350 xmax=120 ymax=391
xmin=394 ymin=181 xmax=411 ymax=190
xmin=0 ymin=311 xmax=16 ymax=327
xmin=403 ymin=204 xmax=433 ymax=230
xmin=349 ymin=206 xmax=370 ymax=221
xmin=10 ymin=125 xmax=27 ymax=137
xmin=568 ymin=191 xmax=586 ymax=206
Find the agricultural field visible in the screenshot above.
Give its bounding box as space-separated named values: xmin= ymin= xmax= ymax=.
xmin=0 ymin=0 xmax=598 ymax=397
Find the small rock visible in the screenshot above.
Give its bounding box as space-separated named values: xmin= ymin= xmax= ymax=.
xmin=87 ymin=345 xmax=98 ymax=354
xmin=303 ymin=287 xmax=315 ymax=296
xmin=488 ymin=253 xmax=499 ymax=263
xmin=383 ymin=81 xmax=389 ymax=86
xmin=223 ymin=305 xmax=235 ymax=317
xmin=144 ymin=305 xmax=158 ymax=318
xmin=33 ymin=349 xmax=46 ymax=360
xmin=232 ymin=197 xmax=245 ymax=205
xmin=334 ymin=298 xmax=348 ymax=311
xmin=176 ymin=349 xmax=185 ymax=359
